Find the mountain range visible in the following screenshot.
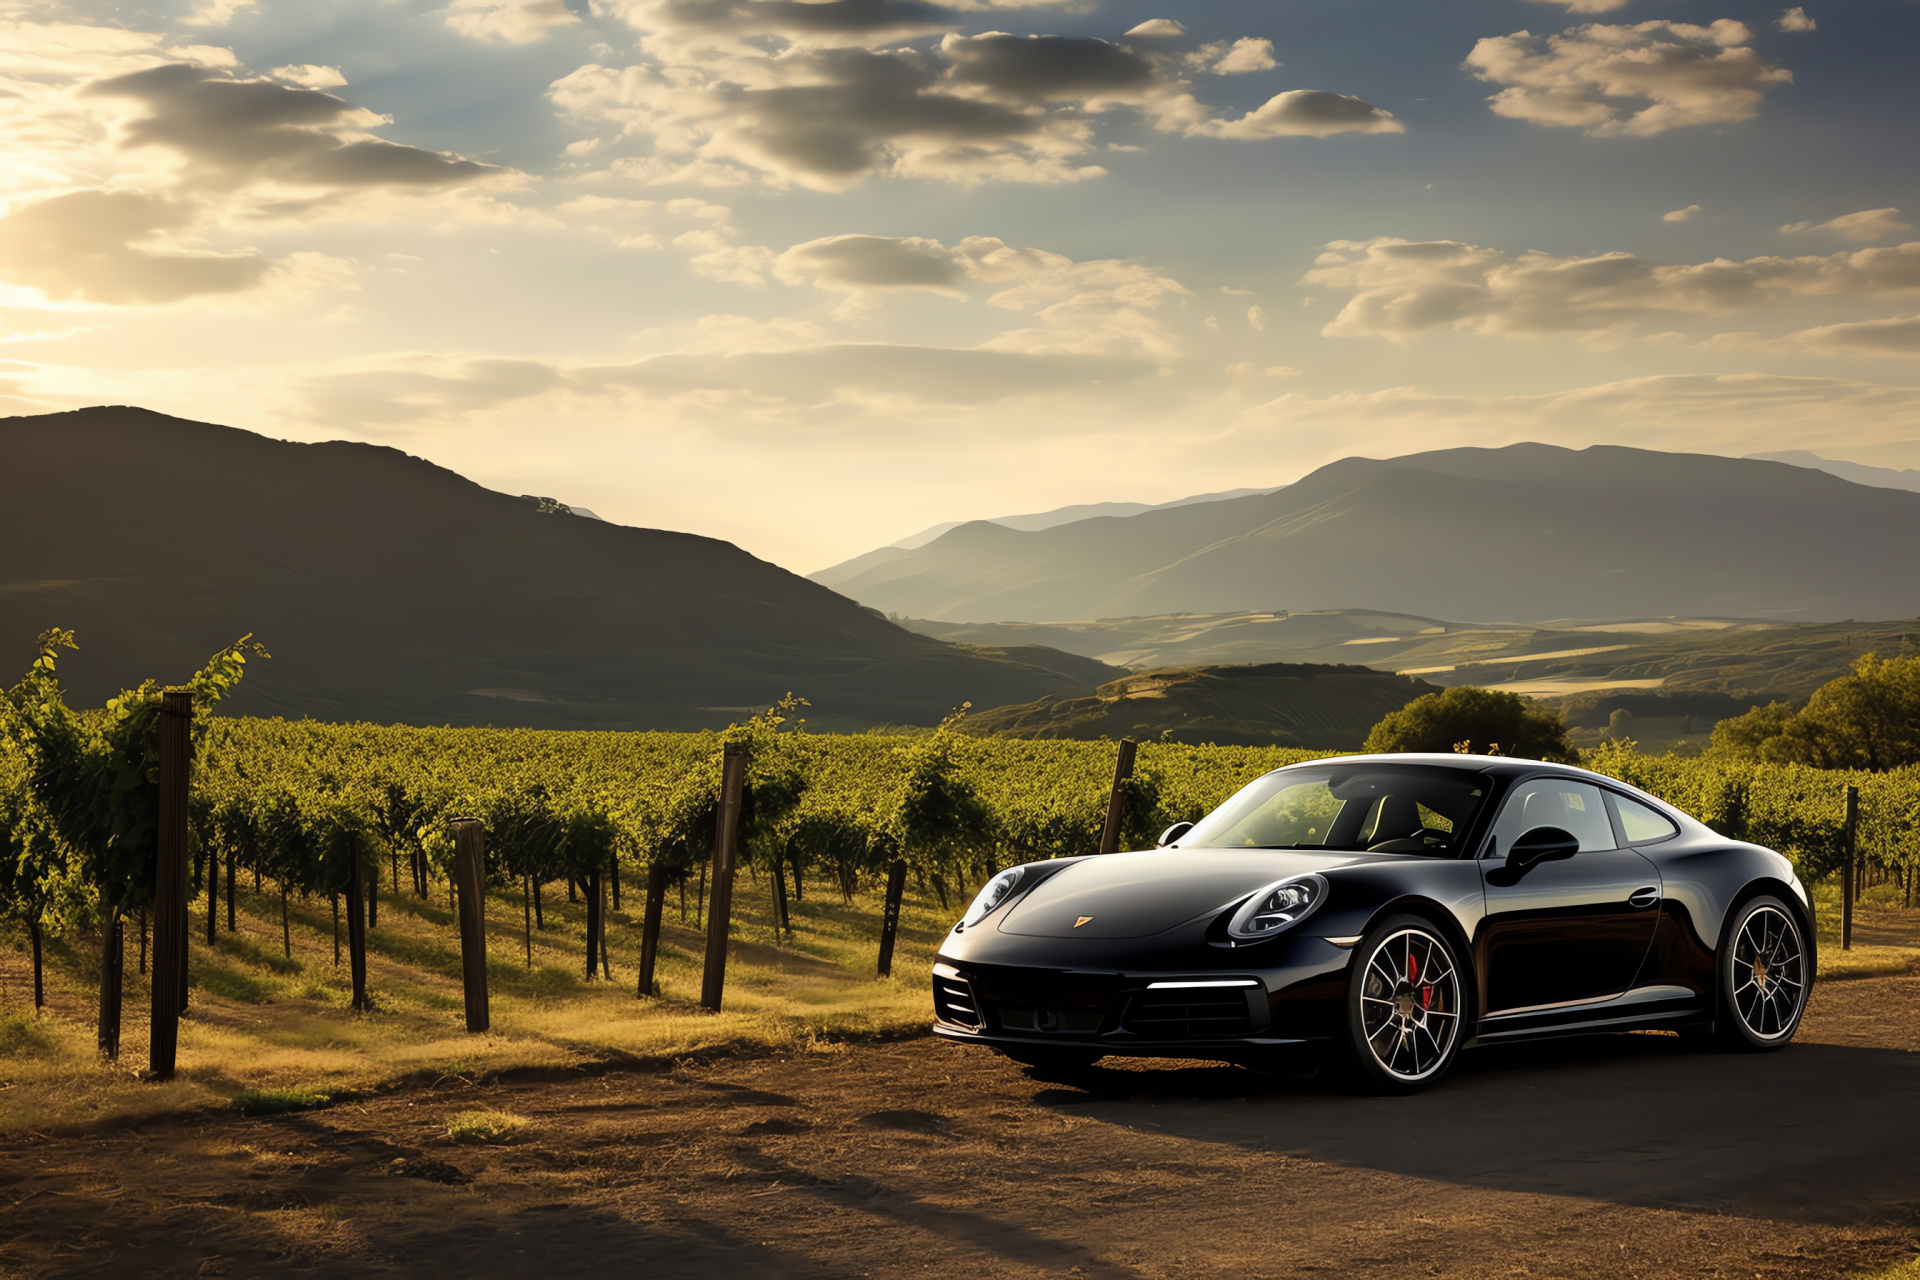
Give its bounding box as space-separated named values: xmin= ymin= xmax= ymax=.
xmin=812 ymin=444 xmax=1920 ymax=625
xmin=0 ymin=408 xmax=1105 ymax=729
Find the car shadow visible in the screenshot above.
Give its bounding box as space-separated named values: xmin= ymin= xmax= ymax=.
xmin=1025 ymin=1034 xmax=1920 ymax=1226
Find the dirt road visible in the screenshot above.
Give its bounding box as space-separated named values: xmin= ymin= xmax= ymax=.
xmin=3 ymin=976 xmax=1917 ymax=1278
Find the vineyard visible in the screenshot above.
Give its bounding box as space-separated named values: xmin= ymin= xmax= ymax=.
xmin=4 ymin=633 xmax=1920 ymax=1119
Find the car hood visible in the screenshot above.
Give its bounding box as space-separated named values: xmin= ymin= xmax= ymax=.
xmin=995 ymin=847 xmax=1367 ymax=940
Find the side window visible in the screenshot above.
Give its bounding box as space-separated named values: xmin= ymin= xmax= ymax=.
xmin=1609 ymin=792 xmax=1679 ymax=845
xmin=1486 ymin=779 xmax=1617 ymax=857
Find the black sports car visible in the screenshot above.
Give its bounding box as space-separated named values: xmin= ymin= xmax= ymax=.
xmin=931 ymin=754 xmax=1813 ymax=1091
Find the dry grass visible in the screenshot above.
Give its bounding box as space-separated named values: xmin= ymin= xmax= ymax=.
xmin=0 ymin=865 xmax=954 ymax=1132
xmin=444 ymin=1106 xmax=526 ymax=1144
xmin=1808 ymin=879 xmax=1920 ymax=981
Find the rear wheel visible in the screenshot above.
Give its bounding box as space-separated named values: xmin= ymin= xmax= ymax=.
xmin=1341 ymin=915 xmax=1467 ymax=1094
xmin=1715 ymin=895 xmax=1808 ymax=1051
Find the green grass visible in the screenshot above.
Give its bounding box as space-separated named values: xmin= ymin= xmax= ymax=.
xmin=1853 ymin=1257 xmax=1920 ymax=1279
xmin=446 ymin=1107 xmax=526 ymax=1144
xmin=231 ymin=1087 xmax=333 ymax=1116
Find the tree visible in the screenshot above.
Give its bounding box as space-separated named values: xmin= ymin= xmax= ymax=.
xmin=1711 ymin=654 xmax=1920 ymax=770
xmin=1362 ymin=686 xmax=1574 ymax=761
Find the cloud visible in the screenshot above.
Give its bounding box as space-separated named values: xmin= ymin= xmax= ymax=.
xmin=775 ymin=234 xmax=971 ymax=293
xmin=1464 ymin=21 xmax=1791 ymax=136
xmin=769 ymin=232 xmax=1192 ymax=358
xmin=1306 ymin=236 xmax=1920 ymax=339
xmin=271 ymin=64 xmax=348 ymax=89
xmin=0 ymin=189 xmax=269 ymax=304
xmin=1780 ymin=208 xmax=1910 ymax=242
xmin=297 ymin=341 xmax=1157 ymax=425
xmin=1521 ymin=0 xmax=1632 ymax=11
xmin=1662 ymin=204 xmax=1702 ymax=222
xmin=1197 ymin=89 xmax=1403 ymax=139
xmin=87 ymin=64 xmax=509 ymax=192
xmin=1204 ymin=38 xmax=1278 ymax=75
xmin=181 ymin=0 xmax=258 ymax=27
xmin=1777 ymin=7 xmax=1817 ymax=33
xmin=1786 ymin=315 xmax=1920 ymax=355
xmin=444 ymin=0 xmax=581 ymax=44
xmin=551 ymin=6 xmax=1399 ymax=188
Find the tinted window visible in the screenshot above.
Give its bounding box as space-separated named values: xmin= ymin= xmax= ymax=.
xmin=1182 ymin=764 xmax=1489 ymax=856
xmin=1610 ymin=793 xmax=1679 ymax=844
xmin=1487 ymin=779 xmax=1615 ymax=856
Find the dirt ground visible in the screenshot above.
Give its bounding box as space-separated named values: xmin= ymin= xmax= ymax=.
xmin=2 ymin=975 xmax=1917 ymax=1280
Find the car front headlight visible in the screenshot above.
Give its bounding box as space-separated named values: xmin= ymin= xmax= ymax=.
xmin=956 ymin=867 xmax=1025 ymax=931
xmin=1226 ymin=873 xmax=1328 ymax=941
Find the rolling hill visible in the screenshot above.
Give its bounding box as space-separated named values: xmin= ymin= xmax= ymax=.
xmin=812 ymin=444 xmax=1920 ymax=625
xmin=964 ymin=663 xmax=1443 ymax=748
xmin=0 ymin=407 xmax=1105 ymax=729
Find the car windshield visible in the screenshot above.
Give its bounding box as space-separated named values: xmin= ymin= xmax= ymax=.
xmin=1180 ymin=763 xmax=1491 ymax=856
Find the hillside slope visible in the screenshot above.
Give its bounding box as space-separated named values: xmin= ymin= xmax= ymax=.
xmin=0 ymin=408 xmax=1095 ymax=728
xmin=966 ymin=664 xmax=1442 ymax=748
xmin=813 ymin=444 xmax=1920 ymax=624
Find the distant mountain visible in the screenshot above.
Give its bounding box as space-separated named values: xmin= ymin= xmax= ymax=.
xmin=819 ymin=485 xmax=1279 ymax=586
xmin=0 ymin=407 xmax=1103 ymax=729
xmin=811 ymin=444 xmax=1920 ymax=625
xmin=966 ymin=663 xmax=1443 ymax=749
xmin=1745 ymin=451 xmax=1920 ymax=494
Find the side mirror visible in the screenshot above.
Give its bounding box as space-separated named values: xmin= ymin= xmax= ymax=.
xmin=1508 ymin=826 xmax=1580 ymax=869
xmin=1157 ymin=821 xmax=1194 ymax=848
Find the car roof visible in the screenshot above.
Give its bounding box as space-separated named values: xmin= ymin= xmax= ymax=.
xmin=1277 ymin=752 xmax=1594 ymax=777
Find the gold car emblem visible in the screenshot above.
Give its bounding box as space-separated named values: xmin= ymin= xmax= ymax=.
xmin=1074 ymin=915 xmax=1094 ymax=928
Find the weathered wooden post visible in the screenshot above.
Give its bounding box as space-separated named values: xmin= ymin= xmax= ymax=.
xmin=877 ymin=859 xmax=908 ymax=979
xmin=450 ymin=818 xmax=490 ymax=1033
xmin=1842 ymin=785 xmax=1859 ymax=951
xmin=97 ymin=915 xmax=123 ymax=1060
xmin=638 ymin=861 xmax=668 ymax=998
xmin=700 ymin=742 xmax=747 ymax=1012
xmin=1098 ymin=738 xmax=1138 ymax=855
xmin=346 ymin=836 xmax=369 ymax=1012
xmin=585 ymin=867 xmax=603 ymax=980
xmin=150 ymin=689 xmax=191 ymax=1079
xmin=206 ymin=845 xmax=217 ymax=945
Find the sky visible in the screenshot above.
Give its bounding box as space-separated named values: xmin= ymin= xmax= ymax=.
xmin=2 ymin=0 xmax=1917 ymax=573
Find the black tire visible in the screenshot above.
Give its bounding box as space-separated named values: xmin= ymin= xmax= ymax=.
xmin=1714 ymin=894 xmax=1809 ymax=1051
xmin=1339 ymin=914 xmax=1468 ymax=1094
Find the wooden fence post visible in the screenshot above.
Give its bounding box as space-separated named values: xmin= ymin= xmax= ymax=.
xmin=347 ymin=837 xmax=369 ymax=1012
xmin=638 ymin=861 xmax=667 ymax=998
xmin=97 ymin=913 xmax=123 ymax=1061
xmin=450 ymin=819 xmax=490 ymax=1033
xmin=1098 ymin=738 xmax=1138 ymax=855
xmin=771 ymin=851 xmax=791 ymax=941
xmin=1842 ymin=785 xmax=1858 ymax=951
xmin=585 ymin=867 xmax=603 ymax=980
xmin=877 ymin=859 xmax=907 ymax=979
xmin=150 ymin=689 xmax=191 ymax=1080
xmin=700 ymin=743 xmax=747 ymax=1012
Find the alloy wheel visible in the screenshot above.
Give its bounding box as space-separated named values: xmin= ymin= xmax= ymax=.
xmin=1357 ymin=926 xmax=1462 ymax=1083
xmin=1728 ymin=903 xmax=1806 ymax=1042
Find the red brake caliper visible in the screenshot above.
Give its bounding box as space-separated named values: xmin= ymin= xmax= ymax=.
xmin=1408 ymin=952 xmax=1431 ymax=1010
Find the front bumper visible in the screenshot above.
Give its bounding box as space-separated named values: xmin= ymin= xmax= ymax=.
xmin=931 ymin=953 xmax=1348 ymax=1057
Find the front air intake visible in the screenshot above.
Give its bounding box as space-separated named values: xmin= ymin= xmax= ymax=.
xmin=933 ymin=975 xmax=983 ymax=1030
xmin=1121 ymin=988 xmax=1253 ymax=1039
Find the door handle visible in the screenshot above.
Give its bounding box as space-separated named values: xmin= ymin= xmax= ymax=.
xmin=1628 ymin=886 xmax=1660 ymax=909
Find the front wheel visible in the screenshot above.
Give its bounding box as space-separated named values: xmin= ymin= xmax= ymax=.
xmin=1715 ymin=895 xmax=1809 ymax=1051
xmin=1341 ymin=915 xmax=1468 ymax=1093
